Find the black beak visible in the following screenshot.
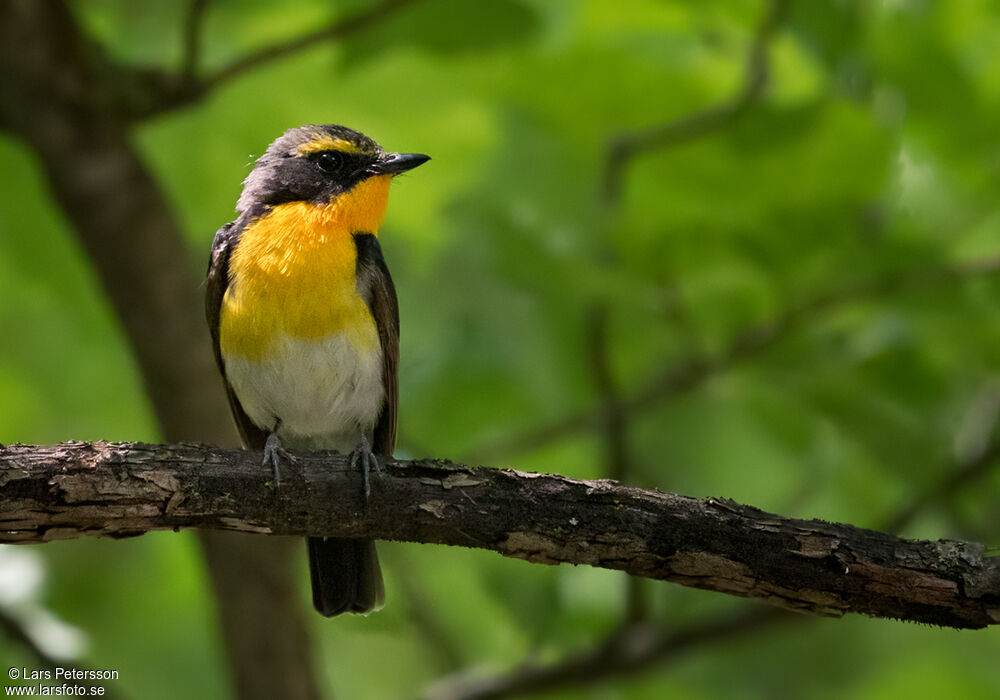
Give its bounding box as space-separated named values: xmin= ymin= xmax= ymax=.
xmin=370 ymin=152 xmax=431 ymax=176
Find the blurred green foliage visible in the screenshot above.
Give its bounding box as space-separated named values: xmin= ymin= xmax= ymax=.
xmin=1 ymin=0 xmax=999 ymax=698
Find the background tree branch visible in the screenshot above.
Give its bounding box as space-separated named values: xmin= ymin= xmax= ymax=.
xmin=601 ymin=0 xmax=790 ymax=206
xmin=180 ymin=0 xmax=210 ymax=84
xmin=468 ymin=254 xmax=1000 ymax=464
xmin=2 ymin=441 xmax=998 ymax=631
xmin=131 ymin=0 xmax=424 ymax=118
xmin=422 ymin=608 xmax=787 ymax=700
xmin=569 ymin=0 xmax=793 ymax=672
xmin=586 ymin=306 xmax=649 ymax=623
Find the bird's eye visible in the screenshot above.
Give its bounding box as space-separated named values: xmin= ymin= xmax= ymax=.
xmin=313 ymin=151 xmax=345 ymax=174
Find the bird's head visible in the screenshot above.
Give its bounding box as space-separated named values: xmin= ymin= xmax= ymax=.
xmin=236 ymin=124 xmax=429 ymax=231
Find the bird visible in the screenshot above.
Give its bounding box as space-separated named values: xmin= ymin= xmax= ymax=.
xmin=205 ymin=124 xmax=429 ymax=616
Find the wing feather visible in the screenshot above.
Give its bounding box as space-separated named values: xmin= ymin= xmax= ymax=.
xmin=205 ymin=221 xmax=269 ymax=451
xmin=353 ymin=233 xmax=399 ymax=457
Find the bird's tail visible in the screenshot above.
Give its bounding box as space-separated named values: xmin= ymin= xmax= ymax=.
xmin=307 ymin=537 xmax=384 ymax=616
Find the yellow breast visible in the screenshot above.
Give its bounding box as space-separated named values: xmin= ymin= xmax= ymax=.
xmin=219 ymin=175 xmax=392 ymax=361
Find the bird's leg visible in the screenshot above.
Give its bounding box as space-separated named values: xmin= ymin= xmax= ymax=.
xmin=263 ymin=429 xmax=296 ymax=486
xmin=350 ymin=435 xmax=382 ymax=500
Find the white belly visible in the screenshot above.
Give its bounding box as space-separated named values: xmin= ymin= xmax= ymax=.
xmin=222 ymin=331 xmax=384 ymax=453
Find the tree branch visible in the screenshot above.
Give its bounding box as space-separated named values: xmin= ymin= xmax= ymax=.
xmin=392 ymin=551 xmax=467 ymax=672
xmin=134 ymin=0 xmax=422 ymax=117
xmin=583 ymin=0 xmax=791 ymax=639
xmin=180 ymin=0 xmax=210 ymax=83
xmin=422 ymin=608 xmax=787 ymax=700
xmin=601 ymin=0 xmax=790 ymax=206
xmin=883 ymin=434 xmax=1000 ymax=535
xmin=467 ymin=254 xmax=1000 ymax=464
xmin=204 ymin=0 xmax=418 ymax=90
xmin=586 ymin=306 xmax=630 ymax=484
xmin=586 ymin=306 xmax=649 ymax=622
xmin=2 ymin=441 xmax=998 ymax=631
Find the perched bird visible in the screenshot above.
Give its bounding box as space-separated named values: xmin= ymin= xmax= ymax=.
xmin=205 ymin=124 xmax=429 ymax=616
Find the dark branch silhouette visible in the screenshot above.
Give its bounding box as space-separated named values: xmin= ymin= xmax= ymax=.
xmin=180 ymin=0 xmax=210 ymax=83
xmin=422 ymin=608 xmax=787 ymax=700
xmin=573 ymin=0 xmax=793 ymax=652
xmin=467 ymin=254 xmax=1000 ymax=464
xmin=392 ymin=551 xmax=467 ymax=672
xmin=601 ymin=0 xmax=790 ymax=206
xmin=882 ymin=431 xmax=1000 ymax=534
xmin=204 ymin=0 xmax=419 ymax=90
xmin=135 ymin=0 xmax=424 ymax=117
xmin=586 ymin=306 xmax=649 ymax=622
xmin=2 ymin=441 xmax=998 ymax=631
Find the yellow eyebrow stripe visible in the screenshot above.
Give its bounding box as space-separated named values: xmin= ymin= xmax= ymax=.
xmin=297 ymin=136 xmax=364 ymax=156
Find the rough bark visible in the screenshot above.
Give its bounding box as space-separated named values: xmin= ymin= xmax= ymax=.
xmin=2 ymin=441 xmax=998 ymax=631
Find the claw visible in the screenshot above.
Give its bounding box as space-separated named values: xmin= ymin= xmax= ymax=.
xmin=263 ymin=432 xmax=296 ymax=486
xmin=350 ymin=436 xmax=381 ymax=500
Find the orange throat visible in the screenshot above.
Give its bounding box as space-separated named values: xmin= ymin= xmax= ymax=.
xmin=218 ymin=175 xmax=392 ymax=360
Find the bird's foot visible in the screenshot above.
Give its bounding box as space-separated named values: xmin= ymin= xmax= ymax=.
xmin=263 ymin=432 xmax=296 ymax=486
xmin=350 ymin=436 xmax=382 ymax=500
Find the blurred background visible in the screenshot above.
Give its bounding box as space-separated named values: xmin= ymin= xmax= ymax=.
xmin=1 ymin=0 xmax=999 ymax=698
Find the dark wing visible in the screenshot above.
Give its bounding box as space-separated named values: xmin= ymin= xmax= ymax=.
xmin=206 ymin=221 xmax=268 ymax=450
xmin=353 ymin=233 xmax=399 ymax=457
